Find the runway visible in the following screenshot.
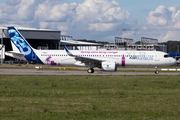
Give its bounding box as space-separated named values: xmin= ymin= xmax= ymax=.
xmin=0 ymin=69 xmax=180 ymax=75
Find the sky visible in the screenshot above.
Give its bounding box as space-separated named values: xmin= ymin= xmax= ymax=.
xmin=0 ymin=0 xmax=180 ymax=43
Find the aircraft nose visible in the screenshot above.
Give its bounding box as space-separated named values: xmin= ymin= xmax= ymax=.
xmin=173 ymin=58 xmax=177 ymax=64
xmin=171 ymin=58 xmax=177 ymax=65
xmin=167 ymin=58 xmax=176 ymax=65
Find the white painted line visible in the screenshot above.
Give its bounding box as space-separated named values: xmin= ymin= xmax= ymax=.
xmin=35 ymin=66 xmax=39 ymax=69
xmin=161 ymin=69 xmax=168 ymax=71
xmin=177 ymin=69 xmax=180 ymax=71
xmin=169 ymin=69 xmax=176 ymax=71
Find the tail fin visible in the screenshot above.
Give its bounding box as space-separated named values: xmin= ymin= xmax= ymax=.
xmin=8 ymin=27 xmax=43 ymax=64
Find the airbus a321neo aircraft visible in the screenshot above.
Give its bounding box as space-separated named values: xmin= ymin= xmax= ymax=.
xmin=5 ymin=27 xmax=176 ymax=74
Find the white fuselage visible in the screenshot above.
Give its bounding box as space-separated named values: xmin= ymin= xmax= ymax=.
xmin=34 ymin=49 xmax=176 ymax=66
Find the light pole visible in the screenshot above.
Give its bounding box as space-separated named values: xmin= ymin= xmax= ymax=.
xmin=1 ymin=29 xmax=3 ymax=64
xmin=177 ymin=45 xmax=179 ymax=53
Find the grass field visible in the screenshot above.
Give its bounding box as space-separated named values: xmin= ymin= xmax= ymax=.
xmin=0 ymin=75 xmax=180 ymax=120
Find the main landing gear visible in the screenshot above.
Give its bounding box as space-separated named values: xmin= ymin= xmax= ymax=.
xmin=155 ymin=66 xmax=159 ymax=74
xmin=87 ymin=68 xmax=94 ymax=73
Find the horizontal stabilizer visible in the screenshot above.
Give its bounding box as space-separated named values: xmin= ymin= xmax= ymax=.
xmin=5 ymin=51 xmax=26 ymax=61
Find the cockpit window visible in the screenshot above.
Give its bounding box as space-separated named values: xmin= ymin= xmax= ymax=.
xmin=164 ymin=54 xmax=169 ymax=58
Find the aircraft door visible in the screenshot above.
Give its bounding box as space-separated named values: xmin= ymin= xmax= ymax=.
xmin=155 ymin=52 xmax=159 ymax=61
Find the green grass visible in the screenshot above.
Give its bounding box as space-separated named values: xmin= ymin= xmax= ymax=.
xmin=0 ymin=75 xmax=180 ymax=120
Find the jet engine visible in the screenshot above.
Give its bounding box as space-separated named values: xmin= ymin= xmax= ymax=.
xmin=74 ymin=61 xmax=86 ymax=66
xmin=101 ymin=61 xmax=117 ymax=71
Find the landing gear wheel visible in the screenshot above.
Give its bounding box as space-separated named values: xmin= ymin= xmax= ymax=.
xmin=155 ymin=70 xmax=159 ymax=74
xmin=155 ymin=66 xmax=159 ymax=74
xmin=87 ymin=69 xmax=92 ymax=73
xmin=91 ymin=69 xmax=94 ymax=73
xmin=87 ymin=68 xmax=94 ymax=73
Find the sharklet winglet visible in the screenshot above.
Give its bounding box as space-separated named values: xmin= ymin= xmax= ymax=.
xmin=63 ymin=45 xmax=74 ymax=57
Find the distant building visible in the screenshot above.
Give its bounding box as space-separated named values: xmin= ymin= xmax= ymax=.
xmin=100 ymin=37 xmax=167 ymax=52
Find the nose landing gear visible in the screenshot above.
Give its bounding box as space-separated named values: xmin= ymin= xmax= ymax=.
xmin=155 ymin=66 xmax=159 ymax=74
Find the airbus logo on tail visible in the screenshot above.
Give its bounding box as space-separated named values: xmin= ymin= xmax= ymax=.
xmin=9 ymin=29 xmax=31 ymax=55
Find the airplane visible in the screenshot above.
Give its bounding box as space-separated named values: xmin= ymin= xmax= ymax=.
xmin=5 ymin=26 xmax=176 ymax=74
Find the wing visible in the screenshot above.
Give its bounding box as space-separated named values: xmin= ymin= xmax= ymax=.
xmin=63 ymin=45 xmax=103 ymax=65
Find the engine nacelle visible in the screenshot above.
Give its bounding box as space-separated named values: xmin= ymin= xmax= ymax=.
xmin=74 ymin=61 xmax=86 ymax=66
xmin=101 ymin=61 xmax=117 ymax=71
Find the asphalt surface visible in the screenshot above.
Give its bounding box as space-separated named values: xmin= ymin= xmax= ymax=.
xmin=0 ymin=69 xmax=180 ymax=75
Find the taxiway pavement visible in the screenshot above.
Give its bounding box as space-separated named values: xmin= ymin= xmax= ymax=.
xmin=0 ymin=69 xmax=180 ymax=75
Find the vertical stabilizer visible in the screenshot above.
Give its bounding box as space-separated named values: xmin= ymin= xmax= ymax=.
xmin=7 ymin=27 xmax=43 ymax=64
